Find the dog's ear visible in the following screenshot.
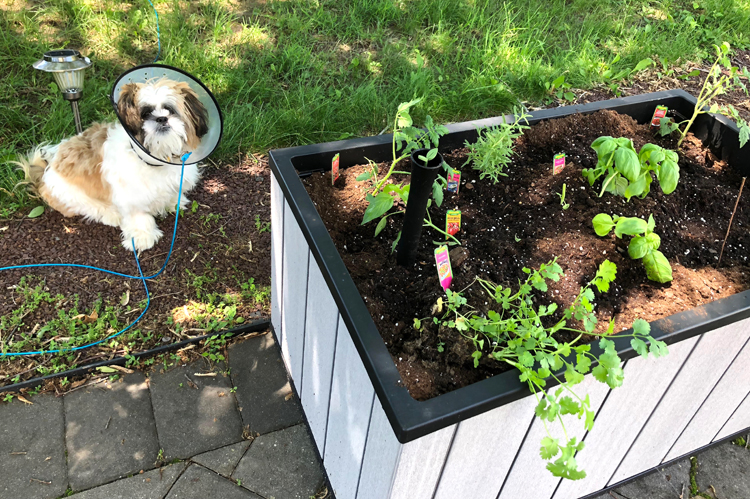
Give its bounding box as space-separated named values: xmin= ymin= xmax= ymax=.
xmin=117 ymin=83 xmax=144 ymax=139
xmin=179 ymin=84 xmax=209 ymax=139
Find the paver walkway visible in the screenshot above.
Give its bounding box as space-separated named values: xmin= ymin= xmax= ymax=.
xmin=1 ymin=328 xmax=747 ymax=499
xmin=0 ymin=331 xmax=328 ymax=499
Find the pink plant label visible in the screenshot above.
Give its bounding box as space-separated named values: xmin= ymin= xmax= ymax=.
xmin=446 ymin=170 xmax=461 ymax=194
xmin=651 ymin=105 xmax=668 ymax=127
xmin=553 ymin=153 xmax=566 ymax=175
xmin=331 ymin=153 xmax=340 ymax=185
xmin=434 ymin=245 xmax=453 ymax=291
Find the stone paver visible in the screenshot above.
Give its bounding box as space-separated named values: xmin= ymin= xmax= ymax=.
xmin=0 ymin=394 xmax=68 ymax=499
xmin=64 ymin=373 xmax=160 ymax=491
xmin=232 ymin=423 xmax=324 ymax=499
xmin=229 ymin=333 xmax=304 ymax=435
xmin=165 ymin=464 xmax=262 ymax=499
xmin=149 ymin=361 xmax=243 ymax=460
xmin=696 ymin=441 xmax=750 ymax=499
xmin=590 ymin=459 xmax=691 ymax=499
xmin=69 ymin=462 xmax=187 ymax=499
xmin=192 ymin=440 xmax=252 ymax=477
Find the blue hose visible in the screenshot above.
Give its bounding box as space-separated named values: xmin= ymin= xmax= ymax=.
xmin=147 ymin=0 xmax=161 ymax=63
xmin=0 ymin=153 xmax=190 ymax=357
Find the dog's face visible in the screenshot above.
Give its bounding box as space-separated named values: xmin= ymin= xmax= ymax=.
xmin=117 ymin=79 xmax=209 ymax=162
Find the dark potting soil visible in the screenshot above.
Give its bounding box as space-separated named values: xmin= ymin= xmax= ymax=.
xmin=0 ymin=155 xmax=272 ymax=387
xmin=303 ymin=110 xmax=750 ymax=401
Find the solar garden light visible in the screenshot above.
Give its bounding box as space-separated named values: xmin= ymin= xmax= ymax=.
xmin=33 ymin=49 xmax=92 ymax=135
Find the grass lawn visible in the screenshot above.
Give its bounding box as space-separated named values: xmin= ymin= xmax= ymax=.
xmin=1 ymin=0 xmax=750 ymax=385
xmin=3 ymin=0 xmax=750 ymax=215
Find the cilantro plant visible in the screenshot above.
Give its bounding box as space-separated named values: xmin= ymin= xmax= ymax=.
xmin=463 ymin=110 xmax=530 ymax=184
xmin=435 ymin=259 xmax=668 ymax=480
xmin=583 ymin=137 xmax=679 ymax=200
xmin=593 ymin=213 xmax=673 ymax=283
xmin=359 ymin=99 xmax=449 ymax=231
xmin=659 ymin=43 xmax=750 ymax=148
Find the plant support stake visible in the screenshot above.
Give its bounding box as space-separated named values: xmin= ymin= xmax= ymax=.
xmin=397 ymin=149 xmax=442 ymax=266
xmin=717 ymin=177 xmax=746 ymax=267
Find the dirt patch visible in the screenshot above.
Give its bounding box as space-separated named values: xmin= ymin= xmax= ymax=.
xmin=0 ymin=155 xmax=272 ymax=386
xmin=303 ymin=109 xmax=750 ymax=400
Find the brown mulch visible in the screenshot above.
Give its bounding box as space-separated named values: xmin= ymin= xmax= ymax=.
xmin=303 ymin=109 xmax=749 ymax=401
xmin=0 ymin=154 xmax=272 ymax=387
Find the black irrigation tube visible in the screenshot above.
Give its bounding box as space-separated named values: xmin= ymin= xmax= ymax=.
xmin=0 ymin=318 xmax=270 ymax=395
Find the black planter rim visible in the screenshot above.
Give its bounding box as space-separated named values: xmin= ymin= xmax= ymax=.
xmin=269 ymin=89 xmax=750 ymax=443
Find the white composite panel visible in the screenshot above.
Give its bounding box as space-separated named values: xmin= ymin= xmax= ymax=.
xmin=666 ymin=334 xmax=750 ymax=460
xmin=300 ymin=256 xmax=341 ymax=456
xmin=499 ymin=374 xmax=612 ymax=499
xmin=270 ymin=175 xmax=284 ymax=340
xmin=433 ymin=394 xmax=537 ymax=499
xmin=611 ymin=321 xmax=750 ymax=483
xmin=281 ymin=202 xmax=310 ymax=381
xmin=356 ymin=396 xmax=403 ymax=499
xmin=716 ymin=392 xmax=750 ymax=441
xmin=324 ymin=316 xmax=376 ymax=499
xmin=390 ymin=424 xmax=457 ymax=499
xmin=553 ymin=336 xmax=699 ymax=499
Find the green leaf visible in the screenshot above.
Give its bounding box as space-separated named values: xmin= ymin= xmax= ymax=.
xmin=642 ymin=250 xmax=673 ymax=283
xmin=592 ymin=213 xmax=615 ymax=237
xmin=559 ymin=396 xmax=581 ymax=415
xmin=632 ymin=318 xmax=650 ymax=337
xmin=591 ymin=136 xmax=614 ymax=152
xmin=564 ymin=91 xmax=576 ymax=102
xmin=593 ymin=259 xmax=617 ymax=293
xmin=391 ymin=231 xmax=401 ymax=254
xmin=28 ymin=206 xmax=44 ymax=218
xmin=645 ymin=232 xmax=661 ymax=251
xmin=649 ymin=339 xmax=669 ymax=357
xmin=565 ymin=364 xmax=584 ymax=386
xmin=356 ymin=171 xmax=372 ymax=181
xmin=374 ymin=217 xmax=387 ymax=237
xmin=614 ymin=217 xmax=648 ymax=238
xmin=584 ymin=408 xmax=596 ymax=431
xmin=425 ymin=148 xmax=438 ymax=161
xmin=362 ymin=192 xmax=394 ymax=225
xmin=631 ymin=338 xmax=649 ymax=357
xmin=432 ymin=180 xmax=443 ymax=207
xmin=628 ymin=235 xmax=650 ymax=260
xmin=632 ymin=57 xmax=654 ymax=73
xmin=624 ymin=173 xmax=648 ymax=200
xmin=540 ymin=437 xmax=560 ymax=460
xmin=576 ymin=354 xmax=592 ymax=374
xmin=658 ymin=160 xmax=680 ymax=194
xmin=614 ymin=147 xmax=641 ymax=183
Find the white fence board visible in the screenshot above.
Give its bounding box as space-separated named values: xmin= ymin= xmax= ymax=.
xmin=553 ymin=336 xmax=699 ymax=499
xmin=281 ymin=203 xmax=310 ymax=381
xmin=715 ymin=393 xmax=750 ymax=441
xmin=432 ymin=394 xmax=537 ymax=499
xmin=610 ymin=321 xmax=750 ymax=483
xmin=356 ymin=396 xmax=402 ymax=499
xmin=270 ymin=176 xmax=284 ymax=340
xmin=390 ymin=423 xmax=456 ymax=499
xmin=324 ymin=316 xmax=376 ymax=499
xmin=499 ymin=374 xmax=612 ymax=499
xmin=300 ymin=258 xmax=341 ymax=456
xmin=666 ymin=333 xmax=750 ymax=460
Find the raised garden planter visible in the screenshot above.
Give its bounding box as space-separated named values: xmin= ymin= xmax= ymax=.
xmin=269 ymin=90 xmax=750 ymax=499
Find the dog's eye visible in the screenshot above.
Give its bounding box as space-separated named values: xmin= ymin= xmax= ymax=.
xmin=165 ymin=105 xmax=177 ymax=115
xmin=140 ymin=107 xmax=154 ymax=119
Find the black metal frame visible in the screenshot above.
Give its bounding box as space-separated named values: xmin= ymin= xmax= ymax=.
xmin=269 ymin=90 xmax=750 ymax=443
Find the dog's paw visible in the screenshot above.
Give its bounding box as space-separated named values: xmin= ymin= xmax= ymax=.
xmin=121 ymin=226 xmax=163 ymax=252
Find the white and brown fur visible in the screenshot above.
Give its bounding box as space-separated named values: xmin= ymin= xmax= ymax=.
xmin=15 ymin=78 xmax=208 ymax=252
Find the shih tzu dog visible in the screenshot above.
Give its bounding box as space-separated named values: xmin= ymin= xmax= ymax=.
xmin=16 ymin=78 xmax=208 ymax=251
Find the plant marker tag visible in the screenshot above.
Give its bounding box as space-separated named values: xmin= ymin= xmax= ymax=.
xmin=651 ymin=105 xmax=668 ymax=127
xmin=553 ymin=153 xmax=566 ymax=175
xmin=331 ymin=153 xmax=340 ymax=185
xmin=435 ymin=245 xmax=453 ymax=291
xmin=446 ymin=210 xmax=461 ymax=237
xmin=446 ymin=170 xmax=461 ymax=194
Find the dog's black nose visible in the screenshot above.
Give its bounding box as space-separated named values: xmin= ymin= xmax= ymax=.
xmin=156 ymin=116 xmax=168 ymax=124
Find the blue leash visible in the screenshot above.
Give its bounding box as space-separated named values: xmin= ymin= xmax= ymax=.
xmin=147 ymin=0 xmax=161 ymax=63
xmin=0 ymin=153 xmax=190 ymax=357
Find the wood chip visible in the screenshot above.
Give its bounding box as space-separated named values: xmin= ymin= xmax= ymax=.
xmin=284 ymin=392 xmax=293 ymax=401
xmin=17 ymin=395 xmax=33 ymax=405
xmin=29 ymin=478 xmax=51 ymax=485
xmin=218 ymin=392 xmax=226 ymax=397
xmin=109 ymin=365 xmax=134 ymax=374
xmin=193 ymin=373 xmax=216 ymax=377
xmin=184 ymin=374 xmax=198 ymax=389
xmin=120 ymin=290 xmax=130 ymax=306
xmin=10 ymin=451 xmax=27 ymax=455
